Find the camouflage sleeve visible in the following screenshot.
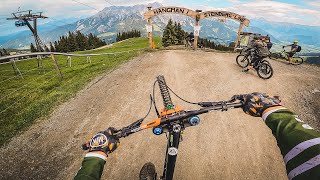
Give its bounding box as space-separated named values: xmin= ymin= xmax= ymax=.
xmin=74 ymin=157 xmax=106 ymax=180
xmin=262 ymin=108 xmax=320 ymax=180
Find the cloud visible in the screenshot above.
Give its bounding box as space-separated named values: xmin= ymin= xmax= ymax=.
xmin=0 ymin=0 xmax=319 ymax=26
xmin=224 ymin=0 xmax=320 ymax=26
xmin=0 ymin=0 xmax=164 ymax=18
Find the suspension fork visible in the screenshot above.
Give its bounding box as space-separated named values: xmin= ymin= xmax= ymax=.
xmin=162 ymin=130 xmax=181 ymax=180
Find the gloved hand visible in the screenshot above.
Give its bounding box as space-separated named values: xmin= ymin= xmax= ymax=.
xmin=236 ymin=92 xmax=282 ymax=117
xmin=83 ymin=127 xmax=120 ymax=160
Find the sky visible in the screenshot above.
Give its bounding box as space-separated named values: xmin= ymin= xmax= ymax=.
xmin=0 ymin=0 xmax=319 ymax=36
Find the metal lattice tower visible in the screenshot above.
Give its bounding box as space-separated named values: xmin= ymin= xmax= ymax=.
xmin=7 ymin=10 xmax=48 ymax=52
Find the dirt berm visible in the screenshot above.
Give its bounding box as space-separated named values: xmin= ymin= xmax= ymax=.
xmin=0 ymin=50 xmax=319 ymax=180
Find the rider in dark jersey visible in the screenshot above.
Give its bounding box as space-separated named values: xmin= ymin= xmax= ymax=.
xmin=283 ymin=40 xmax=299 ymax=64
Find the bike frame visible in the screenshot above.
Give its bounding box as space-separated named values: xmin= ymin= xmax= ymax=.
xmin=280 ymin=50 xmax=289 ymax=60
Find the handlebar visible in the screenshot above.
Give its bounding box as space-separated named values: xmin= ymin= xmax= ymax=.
xmin=82 ymin=75 xmax=246 ymax=150
xmin=113 ymin=101 xmax=243 ymax=139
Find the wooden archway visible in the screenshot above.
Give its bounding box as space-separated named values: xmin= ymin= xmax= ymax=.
xmin=144 ymin=6 xmax=250 ymax=50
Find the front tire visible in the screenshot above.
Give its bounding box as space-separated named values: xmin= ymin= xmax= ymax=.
xmin=257 ymin=62 xmax=273 ymax=79
xmin=291 ymin=57 xmax=304 ymax=65
xmin=236 ymin=55 xmax=250 ymax=68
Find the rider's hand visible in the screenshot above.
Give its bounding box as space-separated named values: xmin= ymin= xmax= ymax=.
xmin=236 ymin=92 xmax=283 ymax=117
xmin=84 ymin=127 xmax=120 ymax=160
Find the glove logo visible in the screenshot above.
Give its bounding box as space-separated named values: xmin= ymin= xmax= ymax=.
xmin=90 ymin=133 xmax=108 ymax=148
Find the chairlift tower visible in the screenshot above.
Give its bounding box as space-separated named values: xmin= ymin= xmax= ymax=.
xmin=7 ymin=10 xmax=48 ymax=51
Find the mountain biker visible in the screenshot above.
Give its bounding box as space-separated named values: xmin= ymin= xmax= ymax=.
xmin=283 ymin=40 xmax=299 ymax=64
xmin=243 ymin=36 xmax=270 ymax=72
xmin=264 ymin=35 xmax=273 ymax=50
xmin=186 ymin=32 xmax=195 ymax=46
xmin=74 ymin=92 xmax=320 ymax=180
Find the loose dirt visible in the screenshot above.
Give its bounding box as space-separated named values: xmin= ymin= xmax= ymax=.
xmin=0 ymin=50 xmax=319 ymax=180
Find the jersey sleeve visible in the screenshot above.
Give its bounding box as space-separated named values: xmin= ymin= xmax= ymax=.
xmin=74 ymin=157 xmax=106 ymax=180
xmin=262 ymin=109 xmax=320 ymax=180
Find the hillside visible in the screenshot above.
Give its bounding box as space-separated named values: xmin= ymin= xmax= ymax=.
xmin=1 ymin=2 xmax=320 ymax=52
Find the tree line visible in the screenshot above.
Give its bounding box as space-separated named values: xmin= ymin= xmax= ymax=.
xmin=30 ymin=31 xmax=106 ymax=53
xmin=162 ymin=19 xmax=235 ymax=51
xmin=116 ymin=30 xmax=141 ymax=42
xmin=0 ymin=48 xmax=9 ymax=57
xmin=199 ymin=38 xmax=235 ymax=51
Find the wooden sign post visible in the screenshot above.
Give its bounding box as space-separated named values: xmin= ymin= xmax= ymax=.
xmin=147 ymin=7 xmax=153 ymax=49
xmin=147 ymin=18 xmax=153 ymax=49
xmin=234 ymin=22 xmax=244 ymax=52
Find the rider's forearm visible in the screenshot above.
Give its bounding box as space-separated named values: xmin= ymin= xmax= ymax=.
xmin=262 ymin=108 xmax=320 ymax=180
xmin=74 ymin=156 xmax=106 ymax=180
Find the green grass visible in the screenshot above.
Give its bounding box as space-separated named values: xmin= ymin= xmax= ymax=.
xmin=0 ymin=37 xmax=162 ymax=147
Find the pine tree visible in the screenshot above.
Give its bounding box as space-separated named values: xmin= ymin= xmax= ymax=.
xmin=0 ymin=50 xmax=3 ymax=57
xmin=44 ymin=45 xmax=50 ymax=52
xmin=176 ymin=23 xmax=185 ymax=44
xmin=75 ymin=31 xmax=89 ymax=51
xmin=67 ymin=31 xmax=78 ymax=52
xmin=162 ymin=19 xmax=178 ymax=47
xmin=116 ymin=32 xmax=120 ymax=42
xmin=49 ymin=42 xmax=55 ymax=52
xmin=30 ymin=44 xmax=36 ymax=53
xmin=88 ymin=33 xmax=95 ymax=49
xmin=2 ymin=48 xmax=7 ymax=55
xmin=54 ymin=41 xmax=59 ymax=52
xmin=60 ymin=36 xmax=69 ymax=52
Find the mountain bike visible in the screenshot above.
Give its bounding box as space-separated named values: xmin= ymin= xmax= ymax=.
xmin=270 ymin=48 xmax=303 ymax=65
xmin=236 ymin=48 xmax=271 ymax=67
xmin=236 ymin=49 xmax=273 ymax=79
xmin=236 ymin=48 xmax=255 ymax=68
xmin=83 ymin=75 xmax=244 ymax=180
xmin=185 ymin=37 xmax=194 ymax=49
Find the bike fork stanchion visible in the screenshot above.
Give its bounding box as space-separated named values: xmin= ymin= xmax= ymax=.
xmin=162 ymin=130 xmax=181 ymax=180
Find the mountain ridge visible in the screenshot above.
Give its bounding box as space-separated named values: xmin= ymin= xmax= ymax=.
xmin=1 ymin=3 xmax=319 ymax=52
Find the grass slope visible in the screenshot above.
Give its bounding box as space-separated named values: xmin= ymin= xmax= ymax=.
xmin=0 ymin=37 xmax=161 ymax=146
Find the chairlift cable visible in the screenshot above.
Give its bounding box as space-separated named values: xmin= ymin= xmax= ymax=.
xmin=71 ymin=0 xmax=101 ymax=11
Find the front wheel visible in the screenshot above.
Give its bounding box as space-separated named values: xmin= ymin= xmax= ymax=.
xmin=291 ymin=57 xmax=304 ymax=65
xmin=236 ymin=55 xmax=250 ymax=68
xmin=257 ymin=62 xmax=273 ymax=79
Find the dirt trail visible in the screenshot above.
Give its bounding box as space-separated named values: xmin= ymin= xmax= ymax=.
xmin=0 ymin=50 xmax=319 ymax=180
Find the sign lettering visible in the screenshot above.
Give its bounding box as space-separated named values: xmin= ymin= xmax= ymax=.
xmin=201 ymin=11 xmax=250 ymax=26
xmin=144 ymin=6 xmax=197 ymax=19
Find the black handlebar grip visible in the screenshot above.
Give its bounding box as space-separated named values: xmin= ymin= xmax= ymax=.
xmin=198 ymin=102 xmax=217 ymax=107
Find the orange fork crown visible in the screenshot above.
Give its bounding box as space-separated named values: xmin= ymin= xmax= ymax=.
xmin=139 ymin=105 xmax=184 ymax=130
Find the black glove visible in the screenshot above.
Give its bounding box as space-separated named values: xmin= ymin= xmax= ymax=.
xmin=83 ymin=127 xmax=120 ymax=159
xmin=236 ymin=92 xmax=282 ymax=117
